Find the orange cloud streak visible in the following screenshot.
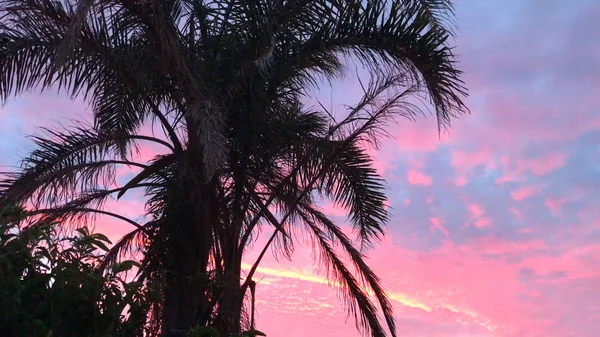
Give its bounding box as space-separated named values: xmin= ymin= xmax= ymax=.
xmin=240 ymin=262 xmax=496 ymax=332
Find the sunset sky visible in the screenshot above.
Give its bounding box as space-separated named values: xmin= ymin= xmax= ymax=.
xmin=1 ymin=1 xmax=599 ymax=336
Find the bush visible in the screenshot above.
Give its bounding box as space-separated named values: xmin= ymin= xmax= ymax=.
xmin=0 ymin=208 xmax=152 ymax=337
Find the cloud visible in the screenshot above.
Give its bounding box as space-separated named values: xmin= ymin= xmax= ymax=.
xmin=544 ymin=197 xmax=567 ymax=216
xmin=429 ymin=217 xmax=449 ymax=237
xmin=407 ymin=169 xmax=433 ymax=186
xmin=518 ymin=152 xmax=568 ymax=176
xmin=454 ymin=175 xmax=468 ymax=187
xmin=510 ymin=186 xmax=541 ymax=201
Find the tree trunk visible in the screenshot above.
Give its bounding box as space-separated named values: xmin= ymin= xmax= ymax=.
xmin=160 ymin=168 xmax=217 ymax=336
xmin=213 ymin=228 xmax=244 ymax=337
xmin=161 ymin=224 xmax=212 ymax=337
xmin=163 ymin=273 xmax=206 ymax=336
xmin=159 ymin=126 xmax=247 ymax=336
xmin=214 ymin=269 xmax=243 ymax=337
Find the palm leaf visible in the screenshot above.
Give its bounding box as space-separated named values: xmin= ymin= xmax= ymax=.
xmin=317 ymin=141 xmax=388 ymax=247
xmin=298 ymin=202 xmax=396 ymax=337
xmin=0 ymin=124 xmax=169 ymax=208
xmin=307 ymin=223 xmax=387 ymax=337
xmin=117 ymin=154 xmax=177 ymax=200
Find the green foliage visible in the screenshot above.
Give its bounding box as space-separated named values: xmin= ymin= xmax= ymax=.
xmin=188 ymin=326 xmax=221 ymax=337
xmin=0 ymin=206 xmax=152 ymax=337
xmin=239 ymin=329 xmax=267 ymax=337
xmin=188 ymin=326 xmax=266 ymax=337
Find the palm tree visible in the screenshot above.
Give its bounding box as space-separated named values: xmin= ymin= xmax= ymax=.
xmin=0 ymin=1 xmax=468 ymax=336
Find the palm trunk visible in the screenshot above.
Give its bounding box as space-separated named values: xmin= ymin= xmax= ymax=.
xmin=214 ymin=266 xmax=243 ymax=337
xmin=160 ymin=121 xmax=249 ymax=336
xmin=163 ymin=272 xmax=207 ymax=336
xmin=212 ymin=220 xmax=244 ymax=337
xmin=160 ymin=159 xmax=217 ymax=336
xmin=212 ymin=178 xmax=251 ymax=337
xmin=249 ymin=280 xmax=256 ymax=330
xmin=161 ymin=213 xmax=212 ymax=336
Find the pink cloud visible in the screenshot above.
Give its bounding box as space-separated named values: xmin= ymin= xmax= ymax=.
xmin=471 ymin=237 xmax=548 ymax=256
xmin=468 ymin=204 xmax=485 ymax=217
xmin=429 ymin=217 xmax=450 ymax=237
xmin=517 ymin=227 xmax=532 ymax=234
xmin=247 ymin=233 xmax=600 ymax=337
xmin=362 ymin=239 xmax=536 ymax=334
xmin=407 ymin=169 xmax=433 ymax=185
xmin=450 ymin=148 xmax=495 ymax=175
xmin=9 ymin=93 xmax=91 ymax=129
xmin=518 ymin=245 xmax=600 ymax=283
xmin=545 ymin=197 xmax=567 ymax=216
xmin=455 ymin=175 xmax=468 ymax=187
xmin=518 ymin=152 xmax=568 ymax=176
xmin=364 ymin=145 xmax=399 ymax=180
xmin=393 ymin=119 xmax=449 ymax=152
xmin=511 ymin=185 xmax=541 ymax=201
xmin=495 ymin=174 xmax=524 ymax=184
xmin=510 ymin=207 xmax=523 ymax=219
xmin=320 ymin=201 xmax=349 ymax=217
xmin=452 ymin=98 xmax=554 ymax=153
xmin=468 ymin=204 xmax=492 ymax=228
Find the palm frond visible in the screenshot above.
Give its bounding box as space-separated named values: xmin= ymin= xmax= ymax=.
xmin=98 ymin=221 xmax=152 ymax=272
xmin=1 ymin=125 xmax=122 ymax=206
xmin=299 ymin=201 xmax=397 ymax=337
xmin=1 ymin=1 xmax=468 ymax=335
xmin=245 ymin=74 xmax=413 ymax=250
xmin=259 ymin=0 xmax=468 ymax=129
xmin=0 ymin=124 xmax=166 ymax=208
xmin=406 ymin=0 xmax=457 ymax=36
xmin=240 ymin=73 xmax=418 ymax=337
xmin=0 ymin=0 xmax=68 ymax=100
xmin=307 ymin=222 xmax=387 ymax=337
xmin=117 ymin=154 xmax=177 ymax=199
xmin=318 ymin=142 xmax=388 ymax=247
xmin=0 ymin=0 xmax=182 ymax=151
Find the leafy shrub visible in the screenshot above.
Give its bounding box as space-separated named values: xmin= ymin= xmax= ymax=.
xmin=0 ymin=206 xmax=153 ymax=337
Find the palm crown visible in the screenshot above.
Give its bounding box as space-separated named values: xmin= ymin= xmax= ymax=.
xmin=0 ymin=1 xmax=467 ymax=336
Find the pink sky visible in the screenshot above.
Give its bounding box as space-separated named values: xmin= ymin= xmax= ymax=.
xmin=1 ymin=1 xmax=600 ymax=336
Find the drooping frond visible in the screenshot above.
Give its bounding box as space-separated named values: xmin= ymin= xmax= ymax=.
xmin=239 ymin=74 xmax=432 ymax=337
xmin=0 ymin=123 xmax=169 ymax=209
xmin=318 ymin=141 xmax=388 ymax=247
xmin=1 ymin=125 xmax=123 ymax=207
xmin=0 ymin=0 xmax=182 ymax=150
xmin=99 ymin=221 xmax=152 ymax=272
xmin=405 ymin=0 xmax=458 ymax=36
xmin=307 ymin=223 xmax=387 ymax=337
xmin=244 ymin=74 xmax=416 ymax=250
xmin=298 ymin=202 xmax=397 ymax=337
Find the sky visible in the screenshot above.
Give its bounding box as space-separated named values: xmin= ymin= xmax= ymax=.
xmin=1 ymin=1 xmax=599 ymax=336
